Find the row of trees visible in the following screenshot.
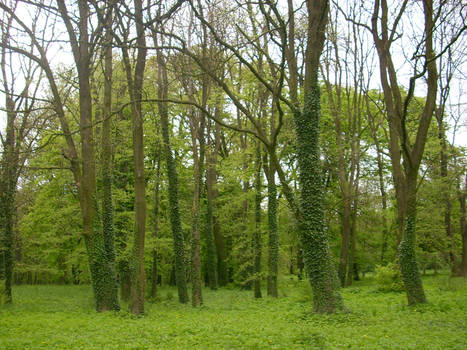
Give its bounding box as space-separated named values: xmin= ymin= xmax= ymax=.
xmin=0 ymin=0 xmax=466 ymax=314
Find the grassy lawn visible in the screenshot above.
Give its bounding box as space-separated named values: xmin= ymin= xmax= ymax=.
xmin=0 ymin=274 xmax=466 ymax=349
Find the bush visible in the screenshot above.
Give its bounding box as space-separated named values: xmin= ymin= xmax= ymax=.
xmin=374 ymin=263 xmax=404 ymax=292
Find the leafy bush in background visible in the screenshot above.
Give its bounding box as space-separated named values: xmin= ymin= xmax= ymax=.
xmin=374 ymin=263 xmax=404 ymax=292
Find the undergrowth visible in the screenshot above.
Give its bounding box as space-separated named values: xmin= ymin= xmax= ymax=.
xmin=0 ymin=273 xmax=466 ymax=349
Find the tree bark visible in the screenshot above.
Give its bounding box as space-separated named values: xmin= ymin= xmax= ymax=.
xmin=253 ymin=144 xmax=262 ymax=298
xmin=101 ymin=2 xmax=119 ymax=311
xmin=157 ymin=49 xmax=189 ymax=303
xmin=459 ymin=173 xmax=467 ymax=276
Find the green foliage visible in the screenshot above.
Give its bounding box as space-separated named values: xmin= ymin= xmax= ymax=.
xmin=374 ymin=264 xmax=404 ymax=292
xmin=1 ymin=274 xmax=466 ymax=349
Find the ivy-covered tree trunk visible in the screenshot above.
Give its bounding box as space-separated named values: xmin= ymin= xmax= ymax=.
xmin=57 ymin=0 xmax=120 ymax=312
xmin=205 ymin=136 xmax=218 ymax=290
xmin=211 ymin=123 xmax=228 ymax=287
xmin=151 ymin=156 xmax=161 ymax=299
xmin=253 ymin=144 xmax=262 ymax=298
xmin=0 ymin=97 xmax=18 ymax=304
xmin=120 ymin=0 xmax=148 ymax=315
xmin=399 ymin=180 xmax=427 ymax=304
xmin=189 ymin=113 xmax=205 ymax=306
xmin=100 ymin=4 xmax=119 ymax=310
xmin=346 ymin=191 xmax=359 ymax=286
xmin=294 ymin=86 xmax=343 ymax=313
xmin=289 ymin=0 xmax=342 ymax=313
xmin=338 ymin=196 xmax=351 ymax=287
xmin=458 ymin=173 xmax=466 ymax=277
xmin=266 ymin=157 xmax=278 ymax=297
xmin=157 ymin=49 xmax=189 ymax=304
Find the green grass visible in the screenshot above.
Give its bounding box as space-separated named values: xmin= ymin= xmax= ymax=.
xmin=1 ymin=274 xmax=466 ymax=349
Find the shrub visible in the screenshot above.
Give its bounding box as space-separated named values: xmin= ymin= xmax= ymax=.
xmin=374 ymin=263 xmax=404 ymax=292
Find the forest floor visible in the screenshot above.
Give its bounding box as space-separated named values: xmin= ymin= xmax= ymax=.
xmin=0 ymin=273 xmax=466 ymax=349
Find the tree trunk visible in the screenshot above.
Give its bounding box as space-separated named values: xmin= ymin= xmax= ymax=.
xmin=399 ymin=179 xmax=427 ymax=305
xmin=266 ymin=156 xmax=278 ymax=297
xmin=189 ymin=111 xmax=205 ymax=306
xmin=459 ymin=173 xmax=467 ymax=276
xmin=101 ymin=4 xmax=119 ymax=310
xmin=436 ymin=109 xmax=455 ymax=274
xmin=0 ymin=97 xmax=17 ymax=304
xmin=157 ymin=50 xmax=189 ymax=303
xmin=253 ymin=144 xmax=262 ymax=298
xmin=205 ymin=127 xmax=218 ymax=290
xmin=151 ymin=156 xmax=161 ymax=299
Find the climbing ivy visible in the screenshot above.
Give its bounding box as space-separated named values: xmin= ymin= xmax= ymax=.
xmin=293 ymin=86 xmax=343 ymax=313
xmin=399 ymin=194 xmax=427 ymax=305
xmin=267 ymin=158 xmax=278 ymax=298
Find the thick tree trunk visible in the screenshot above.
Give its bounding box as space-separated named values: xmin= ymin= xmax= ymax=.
xmin=57 ymin=0 xmax=119 ymax=312
xmin=0 ymin=99 xmax=17 ymax=303
xmin=294 ymin=85 xmax=342 ymax=313
xmin=399 ymin=180 xmax=426 ymax=304
xmin=101 ymin=6 xmax=119 ymax=310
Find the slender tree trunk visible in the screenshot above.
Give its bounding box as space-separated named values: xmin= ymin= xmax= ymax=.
xmin=157 ymin=50 xmax=189 ymax=303
xmin=210 ymin=123 xmax=227 ymax=287
xmin=338 ymin=196 xmax=351 ymax=287
xmin=459 ymin=173 xmax=467 ymax=276
xmin=266 ymin=156 xmax=278 ymax=297
xmin=151 ymin=156 xmax=161 ymax=299
xmin=253 ymin=144 xmax=262 ymax=298
xmin=346 ymin=187 xmax=359 ymax=286
xmin=189 ymin=112 xmax=205 ymax=306
xmin=205 ymin=124 xmax=218 ymax=290
xmin=436 ymin=110 xmax=455 ymax=273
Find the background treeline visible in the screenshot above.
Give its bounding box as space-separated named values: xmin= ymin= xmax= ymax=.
xmin=0 ymin=0 xmax=466 ymax=314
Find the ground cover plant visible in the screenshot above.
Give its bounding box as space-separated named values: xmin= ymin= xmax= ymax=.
xmin=1 ymin=273 xmax=466 ymax=350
